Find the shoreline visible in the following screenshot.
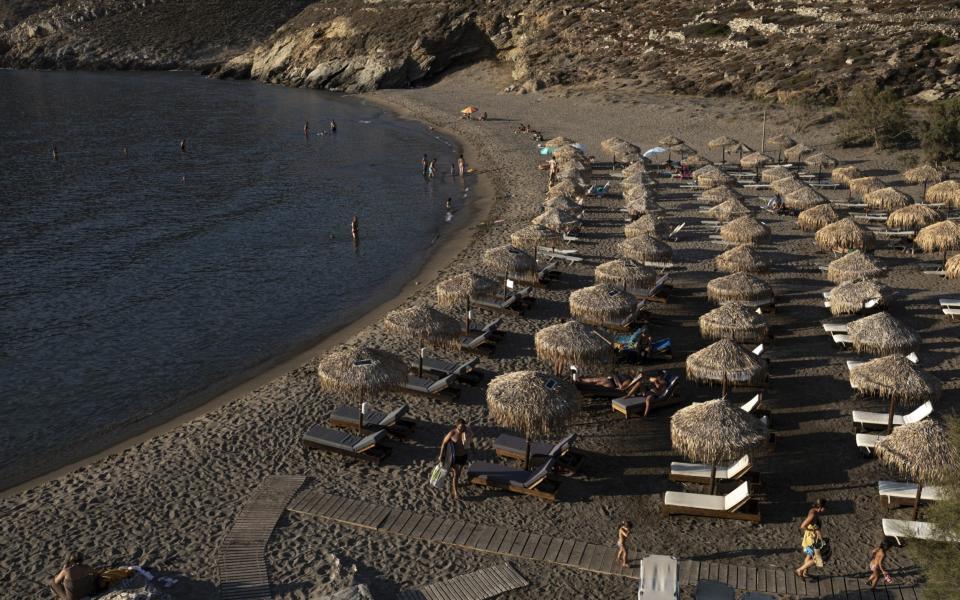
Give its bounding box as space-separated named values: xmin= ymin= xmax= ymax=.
xmin=0 ymin=91 xmax=495 ymax=499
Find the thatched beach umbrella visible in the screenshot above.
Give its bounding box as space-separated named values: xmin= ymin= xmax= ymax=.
xmin=707 ymin=272 xmax=773 ymax=306
xmin=761 ymin=166 xmax=794 ymax=184
xmin=784 ymin=143 xmax=814 ymax=164
xmin=850 ymin=355 xmax=941 ymax=433
xmin=696 ymin=168 xmax=734 ymax=190
xmin=864 ymin=187 xmax=913 ymax=212
xmin=784 ymin=187 xmax=828 ymax=211
xmin=625 ymin=214 xmax=668 ymax=238
xmin=720 ymin=215 xmax=771 ymax=245
xmin=946 ymin=253 xmax=960 ymax=279
xmin=684 ymin=154 xmax=711 ymax=168
xmin=658 ymin=135 xmax=684 ymax=148
xmin=815 ymin=218 xmax=876 ymax=253
xmin=914 ymin=220 xmax=960 ymax=264
xmin=701 ymin=185 xmax=743 ymax=205
xmin=671 ymin=399 xmax=767 ymax=494
xmin=826 ymin=250 xmax=886 ymax=283
xmin=544 ymin=136 xmax=577 ymax=148
xmin=848 ymin=176 xmax=885 ymax=198
xmin=699 ymin=303 xmax=768 ymax=342
xmin=601 ymin=137 xmax=640 ymax=164
xmin=543 ymin=194 xmax=581 ymax=212
xmin=706 ymin=198 xmax=753 ymax=222
xmin=740 ymin=152 xmax=773 ymax=178
xmin=620 ymin=234 xmax=673 ymax=263
xmin=317 ymin=346 xmax=408 ymax=429
xmin=715 ymin=244 xmax=770 ymax=274
xmin=384 ymin=304 xmax=462 ymax=375
xmin=623 ymin=172 xmax=657 ymax=189
xmin=624 ymin=196 xmax=663 ymax=218
xmin=770 ymin=176 xmax=807 ymax=196
xmin=511 ymin=224 xmax=561 ymax=252
xmin=876 ymin=420 xmax=960 ymax=520
xmin=487 ymin=370 xmax=581 ymax=469
xmin=708 ymin=135 xmax=739 ymax=163
xmin=532 ymin=207 xmax=580 ymax=232
xmin=847 ymin=312 xmax=919 ymax=357
xmin=569 ymin=284 xmax=637 ymax=328
xmin=925 ymin=180 xmax=960 ymax=207
xmin=622 ymin=162 xmax=649 ymax=177
xmin=767 ymin=133 xmax=795 ymax=163
xmin=903 ymin=164 xmax=944 ymax=197
xmin=798 ymin=203 xmax=840 ymax=232
xmin=595 ymin=258 xmax=657 ymax=291
xmin=886 ymin=204 xmax=941 ymax=231
xmin=483 ymin=245 xmax=538 ymax=282
xmin=548 ymin=178 xmax=585 ymax=198
xmin=730 ymin=142 xmax=753 ymax=161
xmin=827 ymin=278 xmax=887 ymax=316
xmin=535 ymin=320 xmax=611 ymax=375
xmin=436 ymin=271 xmax=500 ymax=315
xmin=686 ymin=338 xmax=768 ymax=395
xmin=831 ymin=165 xmax=862 ymax=186
xmin=803 ymin=152 xmax=838 ymax=179
xmin=623 ymin=182 xmax=656 ymax=201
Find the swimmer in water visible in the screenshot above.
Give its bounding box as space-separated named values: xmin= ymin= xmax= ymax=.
xmin=52 ymin=146 xmax=59 ymax=161
xmin=180 ymin=139 xmax=187 ymax=153
xmin=304 ymin=121 xmax=310 ymax=137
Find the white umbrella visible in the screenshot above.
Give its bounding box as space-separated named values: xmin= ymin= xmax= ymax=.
xmin=644 ymin=147 xmax=668 ymax=158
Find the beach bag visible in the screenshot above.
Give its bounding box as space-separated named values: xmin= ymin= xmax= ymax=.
xmin=429 ymin=462 xmax=449 ymax=488
xmin=813 ymin=538 xmax=830 ymax=566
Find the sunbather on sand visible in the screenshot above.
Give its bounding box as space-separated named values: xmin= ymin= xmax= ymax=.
xmin=641 ymin=371 xmax=669 ymax=417
xmin=50 ymin=552 xmax=97 ymax=600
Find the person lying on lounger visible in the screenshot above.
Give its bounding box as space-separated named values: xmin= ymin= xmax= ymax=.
xmin=641 ymin=371 xmax=670 ymax=417
xmin=577 ymin=372 xmax=642 ymax=391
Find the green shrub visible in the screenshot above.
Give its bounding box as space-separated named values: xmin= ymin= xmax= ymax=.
xmin=836 ymin=84 xmax=915 ymax=149
xmin=921 ymin=98 xmax=960 ymax=162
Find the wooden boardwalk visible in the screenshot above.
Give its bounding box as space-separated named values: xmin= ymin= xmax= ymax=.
xmin=288 ymin=488 xmax=923 ymax=599
xmin=218 ymin=475 xmax=307 ymax=600
xmin=396 ymin=562 xmax=528 ymax=600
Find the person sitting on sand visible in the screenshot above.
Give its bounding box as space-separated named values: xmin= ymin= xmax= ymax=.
xmin=50 ymin=552 xmax=97 ymax=600
xmin=795 ymin=498 xmax=827 ymax=579
xmin=641 ymin=371 xmax=669 ymax=417
xmin=439 ymin=419 xmax=473 ymax=500
xmin=867 ymin=541 xmax=891 ymax=589
xmin=616 ymin=520 xmax=632 ymax=567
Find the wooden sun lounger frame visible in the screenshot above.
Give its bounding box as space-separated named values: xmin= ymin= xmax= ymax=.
xmin=327 ymin=405 xmax=416 ymax=437
xmin=302 ymin=428 xmax=391 ymax=465
xmin=667 ymin=456 xmax=754 ymax=485
xmin=661 ymin=494 xmax=761 ymax=523
xmin=467 ymin=471 xmax=562 ymax=502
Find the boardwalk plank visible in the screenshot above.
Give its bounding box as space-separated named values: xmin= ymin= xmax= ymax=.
xmin=708 ymin=562 xmax=720 ymax=582
xmin=520 ymin=534 xmax=543 ymax=559
xmin=543 ymin=537 xmax=564 ymax=563
xmin=774 ymin=569 xmax=786 ymax=594
xmin=556 ymin=539 xmax=576 ymax=565
xmin=679 ymin=560 xmax=697 ymax=586
xmin=746 ymin=567 xmax=757 ymax=592
xmin=484 ymin=528 xmax=509 ymax=553
xmin=717 ymin=563 xmax=728 ymax=587
xmin=454 ymin=524 xmax=477 ymax=548
xmin=496 ymin=530 xmax=520 ymax=555
xmin=508 ymin=532 xmax=530 ymax=556
xmin=567 ymin=541 xmax=588 ymax=567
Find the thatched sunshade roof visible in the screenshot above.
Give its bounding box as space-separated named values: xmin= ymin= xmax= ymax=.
xmin=686 ymin=338 xmax=768 ymax=390
xmin=831 ymin=165 xmax=862 ymax=185
xmin=625 ymin=214 xmax=668 ymax=238
xmin=622 ymin=162 xmax=649 ymax=177
xmin=706 ymin=272 xmax=773 ymax=305
xmin=544 ymin=194 xmax=581 ymax=212
xmin=436 ymin=271 xmax=500 ymax=309
xmin=671 ymin=399 xmax=768 ymax=492
xmin=701 ymin=185 xmax=743 ymax=205
xmin=761 ymin=166 xmax=795 ymax=183
xmin=914 ymin=220 xmax=960 ymax=255
xmin=770 ymin=176 xmax=807 ymax=196
xmin=715 ymin=244 xmax=770 ymax=273
xmin=623 ymin=172 xmax=656 ymax=188
xmin=784 ymin=143 xmax=814 ymax=163
xmin=670 ymin=142 xmax=695 ymax=155
xmin=925 ymin=180 xmax=960 ymax=207
xmin=815 ymin=218 xmax=876 ymax=252
xmin=699 ymin=303 xmax=768 ymax=342
xmin=887 ymin=204 xmax=941 ymax=230
xmin=864 ymin=187 xmax=913 ymax=211
xmin=620 ymin=234 xmax=673 ymax=263
xmin=623 ymin=184 xmax=656 ymax=203
xmin=720 ymin=216 xmax=771 ymax=244
xmin=548 ymin=178 xmax=585 ymax=198
xmin=827 ymin=278 xmax=888 ymax=316
xmin=850 ymin=355 xmax=941 ymax=407
xmin=535 ymin=320 xmax=611 ymax=375
xmin=532 ymin=207 xmax=581 ymax=232
xmin=697 ymin=170 xmax=734 ymax=189
xmin=798 ymin=203 xmax=840 ymax=232
xmin=683 ymin=154 xmax=712 ymax=168
xmin=706 ymin=198 xmax=754 ymax=222
xmin=803 ymin=152 xmax=838 ymax=170
xmin=740 ymin=152 xmax=773 ymax=170
xmin=658 ymin=135 xmax=684 ymax=147
xmin=708 ymin=136 xmax=739 ymax=149
xmin=784 ymin=187 xmax=828 ymax=211
xmin=729 ymin=142 xmax=753 ymax=156
xmin=848 ymin=176 xmax=885 ymax=198
xmin=768 ymin=133 xmax=795 ymax=148
xmin=946 ymin=253 xmax=960 ymax=279
xmin=483 ymin=245 xmax=538 ymax=278
xmin=826 ymin=250 xmax=886 ymax=283
xmin=317 ymin=346 xmax=408 ymax=398
xmin=902 ymin=165 xmax=943 ymax=198
xmin=601 ymin=137 xmax=641 ymax=160
xmin=569 ymin=284 xmax=637 ymax=327
xmin=384 ymin=304 xmax=462 ymax=351
xmin=544 ymin=136 xmax=577 ymax=148
xmin=875 ymin=420 xmax=960 ymax=519
xmin=624 ymin=196 xmax=663 ymax=217
xmin=847 ymin=312 xmax=920 ymax=356
xmin=595 ymin=258 xmax=657 ymax=290
xmin=510 ymin=224 xmax=561 ymax=251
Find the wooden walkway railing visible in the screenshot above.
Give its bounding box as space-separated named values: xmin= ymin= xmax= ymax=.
xmin=396 ymin=562 xmax=528 ymax=600
xmin=218 ymin=475 xmax=306 ymax=600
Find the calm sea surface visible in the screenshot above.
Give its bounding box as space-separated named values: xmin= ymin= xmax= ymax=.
xmin=0 ymin=71 xmax=468 ymax=488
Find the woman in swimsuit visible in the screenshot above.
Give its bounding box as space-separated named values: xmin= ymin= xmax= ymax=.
xmin=439 ymin=419 xmax=473 ymax=500
xmin=616 ymin=520 xmax=633 ymax=567
xmin=795 ymin=499 xmax=827 ymax=578
xmin=867 ymin=541 xmax=890 ymax=589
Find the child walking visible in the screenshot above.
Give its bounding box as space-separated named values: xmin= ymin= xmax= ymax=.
xmin=617 ymin=520 xmax=633 ymax=567
xmin=868 ymin=541 xmax=891 ymax=589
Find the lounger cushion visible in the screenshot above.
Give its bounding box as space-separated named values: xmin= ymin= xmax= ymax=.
xmin=303 ymin=426 xmax=385 ymax=452
xmin=664 ymin=481 xmax=750 ymax=513
xmin=881 ymin=518 xmax=957 ymax=542
xmin=354 ymin=430 xmax=387 ymax=452
xmin=856 ymin=433 xmax=883 ymax=448
xmin=670 ymin=455 xmax=750 ymax=480
xmin=331 ymin=405 xmax=389 ymax=427
xmin=878 ymin=481 xmax=942 ymax=502
xmin=494 ymin=434 xmax=554 ymax=458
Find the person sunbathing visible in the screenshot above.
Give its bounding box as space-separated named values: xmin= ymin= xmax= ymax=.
xmin=642 ymin=371 xmax=669 ymax=417
xmin=50 ymin=552 xmax=97 ymax=600
xmin=578 ymin=372 xmax=642 ymax=391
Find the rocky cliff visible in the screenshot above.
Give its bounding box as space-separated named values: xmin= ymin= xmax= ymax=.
xmin=2 ymin=0 xmax=959 ymax=102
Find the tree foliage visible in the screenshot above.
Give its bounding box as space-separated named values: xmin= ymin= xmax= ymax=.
xmin=920 ymin=98 xmax=960 ymax=163
xmin=836 ymin=84 xmax=915 ymax=149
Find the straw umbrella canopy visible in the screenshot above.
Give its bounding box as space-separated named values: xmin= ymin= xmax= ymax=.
xmin=623 ymin=172 xmax=656 ymax=188
xmin=483 ymin=245 xmax=538 ymax=280
xmin=601 ymin=137 xmax=641 ymax=163
xmin=595 ymin=258 xmax=657 ymax=291
xmin=925 ymin=180 xmax=960 ymax=207
xmin=683 ymin=154 xmax=711 ymax=168
xmin=850 ymin=355 xmax=941 ymax=434
xmin=686 ymin=338 xmax=769 ymax=395
xmin=798 ymin=203 xmax=840 ymax=232
xmin=697 ymin=170 xmax=735 ymax=190
xmin=784 ymin=187 xmax=828 ymax=211
xmin=384 ymin=304 xmax=462 ymax=375
xmin=831 ymin=165 xmax=862 ymax=185
xmin=826 ymin=250 xmax=886 ymax=283
xmin=761 ymin=166 xmax=794 ymax=183
xmin=706 ymin=198 xmax=754 ymax=222
xmin=864 ymin=187 xmax=913 ymax=212
xmin=624 ymin=196 xmax=663 ymax=217
xmin=729 ymin=142 xmax=753 ymax=160
xmin=946 ymin=253 xmax=960 ymax=279
xmin=511 ymin=224 xmax=561 ymax=251
xmin=701 ymin=185 xmax=743 ymax=205
xmin=706 ymin=272 xmax=773 ymax=306
xmin=803 ymin=152 xmax=838 ymax=179
xmin=487 ymin=370 xmax=581 ymax=469
xmin=620 ymin=234 xmax=673 ymax=263
xmin=622 ymin=162 xmax=649 ymax=177
xmin=875 ymin=420 xmax=960 ymax=519
xmin=914 ymin=220 xmax=960 ymax=263
xmin=715 ymin=244 xmax=770 ymax=273
xmin=625 ymin=213 xmax=668 ymax=238
xmin=543 ymin=194 xmax=581 ymax=214
xmin=767 ymin=133 xmax=795 ymax=162
xmin=699 ymin=303 xmax=768 ymax=342
xmin=827 ymin=278 xmax=888 ymax=316
xmin=903 ymin=164 xmax=944 ymax=197
xmin=623 ymin=182 xmax=656 ymax=200
xmin=544 ymin=136 xmax=577 ymax=148
xmin=720 ymin=215 xmax=771 ymax=244
xmin=548 ymin=178 xmax=585 ymax=198
xmin=848 ymin=176 xmax=885 ymax=198
xmin=671 ymin=399 xmax=768 ymax=493
xmin=532 ymin=207 xmax=581 ymax=232
xmin=740 ymin=152 xmax=773 ymax=177
xmin=569 ymin=284 xmax=637 ymax=328
xmin=815 ymin=218 xmax=876 ymax=252
xmin=317 ymin=346 xmax=408 ymax=428
xmin=708 ymin=135 xmax=739 ymax=163
xmin=847 ymin=312 xmax=919 ymax=356
xmin=886 ymin=204 xmax=941 ymax=230
xmin=770 ymin=176 xmax=807 ymax=196
xmin=658 ymin=135 xmax=684 ymax=147
xmin=535 ymin=320 xmax=611 ymax=375
xmin=436 ymin=271 xmax=500 ymax=310
xmin=784 ymin=143 xmax=814 ymax=163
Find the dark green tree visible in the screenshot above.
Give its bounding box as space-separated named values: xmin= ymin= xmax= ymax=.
xmin=836 ymin=84 xmax=915 ymax=149
xmin=921 ymin=98 xmax=960 ymax=163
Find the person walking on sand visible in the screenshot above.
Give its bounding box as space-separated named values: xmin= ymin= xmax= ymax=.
xmin=50 ymin=551 xmax=97 ymax=600
xmin=52 ymin=146 xmax=59 ymax=161
xmin=457 ymin=154 xmax=466 ymax=176
xmin=439 ymin=419 xmax=473 ymax=500
xmin=867 ymin=541 xmax=891 ymax=589
xmin=616 ymin=520 xmax=633 ymax=567
xmin=795 ymin=498 xmax=827 ymax=578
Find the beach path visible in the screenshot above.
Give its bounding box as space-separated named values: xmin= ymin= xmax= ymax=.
xmin=395 ymin=562 xmax=528 ymax=600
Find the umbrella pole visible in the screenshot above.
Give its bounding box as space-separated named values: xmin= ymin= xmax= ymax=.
xmin=709 ymin=462 xmax=718 ymax=495
xmin=912 ymin=483 xmax=923 ymax=521
xmin=525 ymin=431 xmax=532 ymax=471
xmin=418 ymin=337 xmax=424 ymax=378
xmin=886 ymin=397 xmax=897 ymax=434
xmin=465 ymin=296 xmax=472 ymax=333
xmin=721 ymin=147 xmax=726 ymax=165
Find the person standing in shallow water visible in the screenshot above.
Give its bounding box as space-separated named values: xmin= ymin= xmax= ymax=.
xmin=304 ymin=121 xmax=309 ymax=137
xmin=421 ymin=154 xmax=429 ymax=176
xmin=329 ymin=120 xmax=337 ymax=133
xmin=351 ymin=216 xmax=359 ymax=243
xmin=457 ymin=154 xmax=466 ymax=176
xmin=180 ymin=139 xmax=187 ymax=153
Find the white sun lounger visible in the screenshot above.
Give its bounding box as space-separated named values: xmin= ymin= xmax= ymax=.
xmin=539 ymin=249 xmax=584 ymax=263
xmin=751 ymin=344 xmax=764 ymax=356
xmin=883 ymin=518 xmax=960 ymax=545
xmin=879 ymin=480 xmax=943 ymax=508
xmin=939 ymin=298 xmax=960 ymax=308
xmin=662 ymin=481 xmax=759 ymax=522
xmin=669 ymin=454 xmax=752 ymax=484
xmin=460 ymin=318 xmax=503 ymax=351
xmin=562 ymin=233 xmax=582 ymax=243
xmin=637 ymin=554 xmax=679 ymax=600
xmin=415 ymin=356 xmax=480 ymax=380
xmin=667 ymin=222 xmax=686 ymax=241
xmin=538 ymin=245 xmax=577 ymax=255
xmin=822 ymin=322 xmax=849 ymax=333
xmin=856 ymin=433 xmax=884 ymax=455
xmin=642 ymin=260 xmax=679 ymax=270
xmin=740 ymin=394 xmax=761 ymax=413
xmin=832 ymin=332 xmax=853 ymax=346
xmin=852 ymin=401 xmax=932 ymax=431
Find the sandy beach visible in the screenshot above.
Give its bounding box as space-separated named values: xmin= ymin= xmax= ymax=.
xmin=3 ymin=62 xmax=957 ymax=599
